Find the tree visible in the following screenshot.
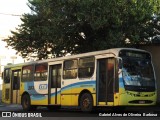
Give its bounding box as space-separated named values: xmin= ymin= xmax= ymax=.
xmin=4 ymin=0 xmax=160 ymax=60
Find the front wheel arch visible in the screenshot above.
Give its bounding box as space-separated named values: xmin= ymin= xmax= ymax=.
xmin=21 ymin=93 xmax=31 ymax=111
xmin=78 ymin=90 xmax=93 ymax=106
xmin=79 ymin=90 xmax=93 ymax=112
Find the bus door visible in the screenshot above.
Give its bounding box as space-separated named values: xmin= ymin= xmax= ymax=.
xmin=48 ymin=62 xmax=62 ymax=105
xmin=2 ymin=69 xmax=11 ymax=104
xmin=97 ymin=58 xmax=115 ymax=106
xmin=11 ymin=69 xmax=21 ymax=104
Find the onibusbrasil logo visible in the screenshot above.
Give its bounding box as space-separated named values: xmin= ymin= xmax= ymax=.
xmin=2 ymin=112 xmax=42 ymax=117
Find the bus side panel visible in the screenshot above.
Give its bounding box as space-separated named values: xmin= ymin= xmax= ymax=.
xmin=31 ymin=95 xmax=48 ymax=105
xmin=21 ymin=82 xmax=48 ymax=105
xmin=61 ymin=80 xmax=72 ymax=106
xmin=2 ymin=83 xmax=11 ymax=104
xmin=19 ymin=82 xmax=24 ymax=104
xmin=61 ymin=81 xmax=96 ymax=106
xmin=31 ymin=81 xmax=48 ymax=105
xmin=61 ymin=95 xmax=72 ymax=106
xmin=71 ymin=80 xmax=96 ymax=106
xmin=19 ymin=81 xmax=27 ymax=104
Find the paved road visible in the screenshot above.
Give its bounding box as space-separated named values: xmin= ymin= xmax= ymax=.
xmin=0 ymin=104 xmax=160 ymax=117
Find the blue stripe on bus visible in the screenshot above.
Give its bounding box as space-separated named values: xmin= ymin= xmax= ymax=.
xmin=50 ymin=81 xmax=96 ymax=97
xmin=61 ymin=80 xmax=96 ymax=91
xmin=31 ymin=94 xmax=46 ymax=100
xmin=51 ymin=90 xmax=61 ymax=97
xmin=24 ymin=81 xmax=39 ymax=94
xmin=31 ymin=81 xmax=96 ymax=100
xmin=24 ymin=81 xmax=34 ymax=90
xmin=29 ymin=79 xmax=125 ymax=101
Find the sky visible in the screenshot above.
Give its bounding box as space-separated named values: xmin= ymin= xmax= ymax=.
xmin=0 ymin=0 xmax=31 ymax=61
xmin=0 ymin=0 xmax=31 ymax=84
xmin=0 ymin=0 xmax=30 ymax=37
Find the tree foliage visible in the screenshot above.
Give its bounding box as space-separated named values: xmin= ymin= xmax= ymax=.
xmin=4 ymin=0 xmax=160 ymax=59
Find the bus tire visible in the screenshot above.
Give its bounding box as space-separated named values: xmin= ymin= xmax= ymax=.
xmin=80 ymin=93 xmax=93 ymax=112
xmin=21 ymin=94 xmax=32 ymax=111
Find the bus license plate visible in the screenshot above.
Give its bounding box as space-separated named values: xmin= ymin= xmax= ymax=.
xmin=139 ymin=101 xmax=145 ymax=104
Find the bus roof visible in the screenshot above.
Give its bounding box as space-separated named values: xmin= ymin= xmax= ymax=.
xmin=4 ymin=48 xmax=149 ymax=68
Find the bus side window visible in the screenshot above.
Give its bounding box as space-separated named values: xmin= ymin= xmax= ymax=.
xmin=22 ymin=65 xmax=34 ymax=82
xmin=78 ymin=57 xmax=95 ymax=78
xmin=4 ymin=69 xmax=10 ymax=83
xmin=63 ymin=59 xmax=78 ymax=79
xmin=34 ymin=64 xmax=48 ymax=81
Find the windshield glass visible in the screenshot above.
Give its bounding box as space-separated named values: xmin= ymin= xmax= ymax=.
xmin=119 ymin=50 xmax=155 ymax=92
xmin=122 ymin=58 xmax=155 ymax=86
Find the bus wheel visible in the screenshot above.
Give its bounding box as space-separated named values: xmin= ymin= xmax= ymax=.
xmin=22 ymin=94 xmax=31 ymax=111
xmin=80 ymin=93 xmax=93 ymax=112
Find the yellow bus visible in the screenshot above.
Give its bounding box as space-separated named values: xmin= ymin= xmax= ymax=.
xmin=2 ymin=48 xmax=157 ymax=112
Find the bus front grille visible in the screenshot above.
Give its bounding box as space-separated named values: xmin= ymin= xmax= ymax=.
xmin=129 ymin=100 xmax=153 ymax=104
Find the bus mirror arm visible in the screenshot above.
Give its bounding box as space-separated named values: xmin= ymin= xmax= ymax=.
xmin=115 ymin=57 xmax=123 ymax=69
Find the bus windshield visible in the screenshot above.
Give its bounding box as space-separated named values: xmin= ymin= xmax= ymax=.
xmin=119 ymin=50 xmax=155 ymax=92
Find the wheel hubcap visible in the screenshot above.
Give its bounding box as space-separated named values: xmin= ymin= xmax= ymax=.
xmin=23 ymin=97 xmax=28 ymax=108
xmin=83 ymin=98 xmax=90 ymax=108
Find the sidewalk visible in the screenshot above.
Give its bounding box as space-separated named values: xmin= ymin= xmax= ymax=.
xmin=0 ymin=103 xmax=22 ymax=112
xmin=0 ymin=103 xmax=21 ymax=107
xmin=0 ymin=102 xmax=5 ymax=107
